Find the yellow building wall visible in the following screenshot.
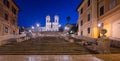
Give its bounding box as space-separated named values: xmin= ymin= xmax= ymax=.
xmin=77 ymin=0 xmax=120 ymax=38
xmin=99 ymin=4 xmax=120 ymax=38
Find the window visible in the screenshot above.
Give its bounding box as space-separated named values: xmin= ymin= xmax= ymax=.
xmin=4 ymin=13 xmax=8 ymax=20
xmin=55 ymin=20 xmax=58 ymax=22
xmin=12 ymin=19 xmax=16 ymax=25
xmin=4 ymin=27 xmax=8 ymax=33
xmin=13 ymin=31 xmax=15 ymax=35
xmin=100 ymin=6 xmax=104 ymax=16
xmin=81 ymin=31 xmax=83 ymax=36
xmin=81 ymin=8 xmax=83 ymax=14
xmin=88 ymin=0 xmax=90 ymax=6
xmin=109 ymin=0 xmax=116 ymax=9
xmin=47 ymin=20 xmax=49 ymax=22
xmin=88 ymin=14 xmax=90 ymax=21
xmin=12 ymin=7 xmax=17 ymax=14
xmin=88 ymin=27 xmax=90 ymax=34
xmin=3 ymin=0 xmax=9 ymax=8
xmin=80 ymin=20 xmax=83 ymax=26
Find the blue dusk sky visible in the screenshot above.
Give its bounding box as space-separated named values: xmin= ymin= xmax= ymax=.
xmin=14 ymin=0 xmax=82 ymax=27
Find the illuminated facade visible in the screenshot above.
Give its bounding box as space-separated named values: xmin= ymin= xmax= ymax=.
xmin=46 ymin=15 xmax=60 ymax=31
xmin=0 ymin=0 xmax=19 ymax=36
xmin=77 ymin=0 xmax=120 ymax=38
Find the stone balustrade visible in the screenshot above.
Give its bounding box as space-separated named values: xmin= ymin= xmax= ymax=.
xmin=71 ymin=35 xmax=97 ymax=44
xmin=0 ymin=34 xmax=29 ymax=46
xmin=86 ymin=37 xmax=111 ymax=54
xmin=110 ymin=38 xmax=120 ymax=47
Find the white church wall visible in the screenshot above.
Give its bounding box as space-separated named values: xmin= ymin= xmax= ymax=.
xmin=45 ymin=15 xmax=60 ymax=31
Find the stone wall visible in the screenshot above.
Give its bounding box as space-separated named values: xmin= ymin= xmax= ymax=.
xmin=111 ymin=40 xmax=120 ymax=47
xmin=110 ymin=37 xmax=120 ymax=47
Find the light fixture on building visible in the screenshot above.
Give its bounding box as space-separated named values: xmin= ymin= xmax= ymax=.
xmin=98 ymin=23 xmax=102 ymax=27
xmin=98 ymin=23 xmax=103 ymax=28
xmin=97 ymin=23 xmax=103 ymax=38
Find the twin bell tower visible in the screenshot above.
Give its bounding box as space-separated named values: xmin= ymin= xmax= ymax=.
xmin=45 ymin=15 xmax=59 ymax=31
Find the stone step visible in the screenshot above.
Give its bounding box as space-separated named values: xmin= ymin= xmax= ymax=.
xmin=0 ymin=37 xmax=119 ymax=55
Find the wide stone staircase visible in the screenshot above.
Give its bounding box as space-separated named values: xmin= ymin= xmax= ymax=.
xmin=0 ymin=37 xmax=93 ymax=55
xmin=0 ymin=36 xmax=119 ymax=55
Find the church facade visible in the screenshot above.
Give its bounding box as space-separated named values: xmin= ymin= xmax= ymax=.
xmin=45 ymin=15 xmax=60 ymax=31
xmin=29 ymin=15 xmax=60 ymax=32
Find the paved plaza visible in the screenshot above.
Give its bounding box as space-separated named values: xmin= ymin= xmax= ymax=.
xmin=0 ymin=54 xmax=120 ymax=61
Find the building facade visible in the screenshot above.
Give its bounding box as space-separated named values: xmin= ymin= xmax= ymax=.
xmin=0 ymin=0 xmax=19 ymax=36
xmin=27 ymin=15 xmax=61 ymax=32
xmin=46 ymin=15 xmax=60 ymax=31
xmin=77 ymin=0 xmax=120 ymax=38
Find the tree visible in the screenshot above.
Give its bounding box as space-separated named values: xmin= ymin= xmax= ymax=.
xmin=66 ymin=16 xmax=71 ymax=24
xmin=70 ymin=24 xmax=78 ymax=34
xmin=19 ymin=26 xmax=25 ymax=34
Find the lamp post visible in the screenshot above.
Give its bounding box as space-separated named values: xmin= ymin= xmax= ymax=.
xmin=31 ymin=26 xmax=35 ymax=32
xmin=59 ymin=24 xmax=61 ymax=27
xmin=36 ymin=24 xmax=40 ymax=27
xmin=64 ymin=26 xmax=70 ymax=34
xmin=98 ymin=23 xmax=103 ymax=38
xmin=32 ymin=26 xmax=34 ymax=29
xmin=36 ymin=24 xmax=40 ymax=32
xmin=36 ymin=24 xmax=40 ymax=37
xmin=31 ymin=26 xmax=35 ymax=30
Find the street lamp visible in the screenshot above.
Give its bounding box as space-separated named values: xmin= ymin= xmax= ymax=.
xmin=36 ymin=23 xmax=40 ymax=36
xmin=65 ymin=26 xmax=70 ymax=31
xmin=31 ymin=26 xmax=35 ymax=33
xmin=65 ymin=26 xmax=70 ymax=34
xmin=29 ymin=30 xmax=32 ymax=33
xmin=98 ymin=23 xmax=102 ymax=27
xmin=31 ymin=26 xmax=35 ymax=29
xmin=36 ymin=24 xmax=40 ymax=27
xmin=36 ymin=24 xmax=40 ymax=31
xmin=59 ymin=24 xmax=61 ymax=27
xmin=98 ymin=23 xmax=103 ymax=38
